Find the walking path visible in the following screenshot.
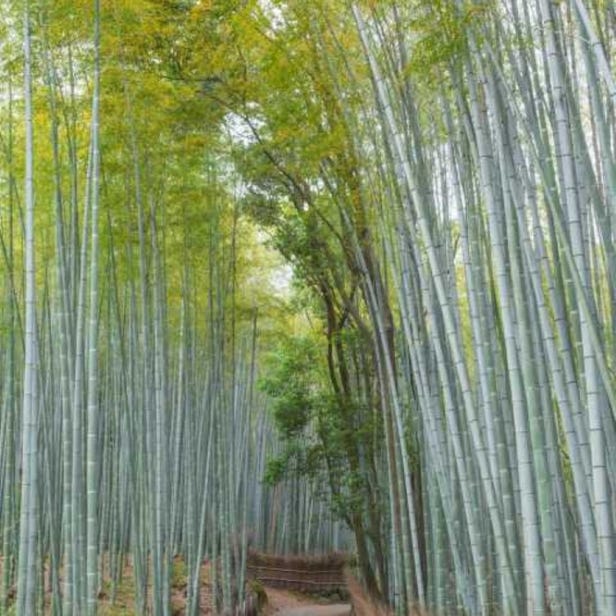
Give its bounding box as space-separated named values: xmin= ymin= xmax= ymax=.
xmin=274 ymin=606 xmax=351 ymax=616
xmin=265 ymin=587 xmax=351 ymax=616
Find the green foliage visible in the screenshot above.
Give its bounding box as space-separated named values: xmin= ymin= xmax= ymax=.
xmin=259 ymin=329 xmax=386 ymax=534
xmin=260 ymin=335 xmax=321 ymax=438
xmin=405 ymin=1 xmax=494 ymax=78
xmin=247 ymin=579 xmax=268 ymax=614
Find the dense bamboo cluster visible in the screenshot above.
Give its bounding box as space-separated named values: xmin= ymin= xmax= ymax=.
xmin=0 ymin=2 xmax=345 ymax=615
xmin=344 ymin=1 xmax=615 ymax=614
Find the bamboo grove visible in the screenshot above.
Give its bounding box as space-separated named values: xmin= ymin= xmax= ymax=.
xmin=0 ymin=0 xmax=615 ymax=615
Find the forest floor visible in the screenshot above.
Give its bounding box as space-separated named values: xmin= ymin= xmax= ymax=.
xmin=1 ymin=557 xmax=353 ymax=615
xmin=1 ymin=557 xmax=352 ymax=615
xmin=97 ymin=557 xmax=213 ymax=615
xmin=0 ymin=556 xmax=213 ymax=614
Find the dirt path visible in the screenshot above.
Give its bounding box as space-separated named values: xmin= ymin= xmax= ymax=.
xmin=273 ymin=606 xmax=351 ymax=616
xmin=265 ymin=587 xmax=351 ymax=616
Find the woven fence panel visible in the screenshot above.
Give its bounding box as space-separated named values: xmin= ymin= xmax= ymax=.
xmin=246 ymin=551 xmax=347 ymax=593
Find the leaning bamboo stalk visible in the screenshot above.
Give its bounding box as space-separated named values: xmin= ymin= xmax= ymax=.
xmin=16 ymin=2 xmax=38 ymax=612
xmin=86 ymin=0 xmax=102 ymax=611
